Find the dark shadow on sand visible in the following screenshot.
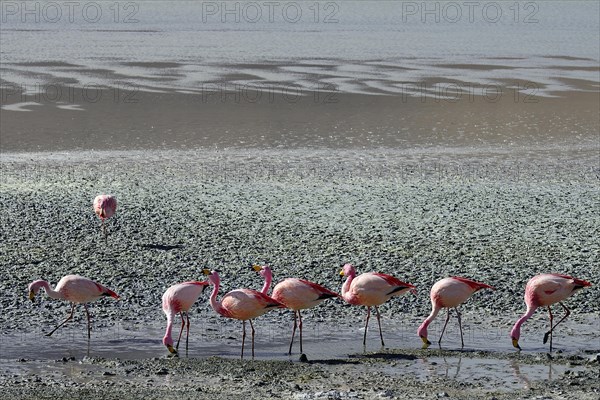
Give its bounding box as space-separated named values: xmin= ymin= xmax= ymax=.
xmin=140 ymin=244 xmax=184 ymax=251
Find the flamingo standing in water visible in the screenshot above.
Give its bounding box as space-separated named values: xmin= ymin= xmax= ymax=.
xmin=28 ymin=275 xmax=119 ymax=339
xmin=93 ymin=194 xmax=117 ymax=241
xmin=162 ymin=280 xmax=210 ymax=355
xmin=202 ymin=269 xmax=283 ymax=359
xmin=252 ymin=265 xmax=339 ymax=355
xmin=510 ymin=273 xmax=592 ymax=351
xmin=340 ymin=263 xmax=415 ymax=347
xmin=417 ymin=276 xmax=495 ymax=349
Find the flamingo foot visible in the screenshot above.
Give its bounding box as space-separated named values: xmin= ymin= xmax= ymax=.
xmin=543 ymin=332 xmax=550 ymax=344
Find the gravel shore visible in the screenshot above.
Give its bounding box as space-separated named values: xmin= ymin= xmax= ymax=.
xmin=1 ymin=147 xmax=598 ymax=399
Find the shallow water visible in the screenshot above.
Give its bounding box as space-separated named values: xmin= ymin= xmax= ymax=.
xmin=2 ymin=315 xmax=598 ymax=360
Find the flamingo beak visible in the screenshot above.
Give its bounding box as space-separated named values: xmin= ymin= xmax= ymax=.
xmin=339 ymin=270 xmax=345 ymax=277
xmin=512 ymin=338 xmax=521 ymax=350
xmin=29 ymin=291 xmax=35 ymax=302
xmin=420 ymin=336 xmax=431 ymax=348
xmin=167 ymin=345 xmax=177 ymax=354
xmin=251 ymin=265 xmax=262 ymax=272
xmin=202 ymin=269 xmax=211 ymax=276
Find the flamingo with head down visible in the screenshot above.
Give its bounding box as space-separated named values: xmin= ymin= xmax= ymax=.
xmin=28 ymin=274 xmax=119 ymax=339
xmin=202 ymin=269 xmax=283 ymax=359
xmin=162 ymin=280 xmax=210 ymax=355
xmin=93 ymin=194 xmax=117 ymax=241
xmin=340 ymin=263 xmax=415 ymax=347
xmin=252 ymin=265 xmax=339 ymax=355
xmin=510 ymin=273 xmax=591 ymax=351
xmin=417 ymin=276 xmax=495 ymax=349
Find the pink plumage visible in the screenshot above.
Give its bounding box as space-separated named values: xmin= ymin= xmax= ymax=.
xmin=203 ymin=269 xmax=282 ymax=359
xmin=417 ymin=276 xmax=495 ymax=348
xmin=510 ymin=273 xmax=592 ymax=351
xmin=93 ymin=194 xmax=117 ymax=220
xmin=28 ymin=274 xmax=119 ymax=339
xmin=254 ymin=265 xmax=339 ymax=355
xmin=340 ymin=263 xmax=415 ymax=347
xmin=162 ymin=281 xmax=209 ymax=354
xmin=93 ymin=194 xmax=117 ymax=240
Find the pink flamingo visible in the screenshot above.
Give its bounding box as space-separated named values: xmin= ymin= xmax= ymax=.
xmin=162 ymin=280 xmax=210 ymax=355
xmin=202 ymin=269 xmax=283 ymax=359
xmin=340 ymin=263 xmax=415 ymax=347
xmin=510 ymin=273 xmax=592 ymax=351
xmin=417 ymin=277 xmax=495 ymax=349
xmin=253 ymin=265 xmax=340 ymax=355
xmin=93 ymin=194 xmax=117 ymax=241
xmin=28 ymin=274 xmax=119 ymax=338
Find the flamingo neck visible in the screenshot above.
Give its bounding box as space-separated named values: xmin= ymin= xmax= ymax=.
xmin=209 ymin=277 xmax=228 ymax=317
xmin=163 ymin=312 xmax=174 ymax=346
xmin=32 ymin=280 xmax=63 ymax=300
xmin=510 ymin=306 xmax=537 ymax=340
xmin=261 ymin=268 xmax=272 ymax=295
xmin=417 ymin=305 xmax=441 ymax=338
xmin=341 ymin=271 xmax=355 ymax=298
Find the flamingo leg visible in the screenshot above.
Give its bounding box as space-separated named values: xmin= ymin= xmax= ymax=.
xmin=298 ymin=310 xmax=304 ymax=354
xmin=438 ymin=308 xmax=451 ymax=346
xmin=363 ymin=307 xmax=371 ymax=346
xmin=83 ymin=303 xmax=92 ymax=339
xmin=46 ymin=303 xmax=76 ymax=337
xmin=185 ymin=313 xmax=190 ymax=355
xmin=101 ymin=219 xmax=107 ymax=242
xmin=241 ymin=320 xmax=246 ymax=359
xmin=288 ymin=311 xmax=297 ymax=355
xmin=543 ymin=302 xmax=570 ymax=347
xmin=546 ymin=306 xmax=554 ymax=351
xmin=250 ymin=319 xmax=256 ymax=359
xmin=456 ymin=308 xmax=464 ymax=348
xmin=176 ymin=312 xmax=185 ymax=350
xmin=374 ymin=306 xmax=385 ymax=347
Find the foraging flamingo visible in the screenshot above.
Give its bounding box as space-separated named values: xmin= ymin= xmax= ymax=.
xmin=340 ymin=263 xmax=415 ymax=347
xmin=253 ymin=265 xmax=340 ymax=355
xmin=28 ymin=275 xmax=119 ymax=338
xmin=417 ymin=277 xmax=495 ymax=349
xmin=162 ymin=280 xmax=210 ymax=355
xmin=202 ymin=269 xmax=283 ymax=358
xmin=510 ymin=273 xmax=592 ymax=351
xmin=93 ymin=194 xmax=117 ymax=241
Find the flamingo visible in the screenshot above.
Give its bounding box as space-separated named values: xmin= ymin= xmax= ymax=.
xmin=252 ymin=265 xmax=340 ymax=355
xmin=340 ymin=263 xmax=415 ymax=347
xmin=202 ymin=269 xmax=283 ymax=359
xmin=510 ymin=273 xmax=592 ymax=351
xmin=417 ymin=276 xmax=495 ymax=349
xmin=28 ymin=275 xmax=119 ymax=339
xmin=162 ymin=280 xmax=210 ymax=355
xmin=93 ymin=194 xmax=117 ymax=241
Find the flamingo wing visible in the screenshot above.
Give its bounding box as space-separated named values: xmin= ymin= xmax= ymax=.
xmin=372 ymin=273 xmax=415 ymax=290
xmin=450 ymin=276 xmax=495 ymax=291
xmin=549 ymin=273 xmax=592 ymax=288
xmin=297 ymin=279 xmax=340 ymax=299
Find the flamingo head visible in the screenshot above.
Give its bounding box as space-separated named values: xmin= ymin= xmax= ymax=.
xmin=252 ymin=265 xmax=271 ymax=278
xmin=510 ymin=325 xmax=522 ymax=350
xmin=162 ymin=336 xmax=177 ymax=355
xmin=339 ymin=263 xmax=356 ymax=278
xmin=202 ymin=269 xmax=220 ymax=285
xmin=416 ymin=321 xmax=432 ymax=349
xmin=511 ymin=338 xmax=521 ymax=350
xmin=27 ymin=280 xmax=46 ymax=302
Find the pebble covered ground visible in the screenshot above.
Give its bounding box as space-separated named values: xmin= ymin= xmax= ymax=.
xmin=1 ymin=147 xmax=598 ymax=399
